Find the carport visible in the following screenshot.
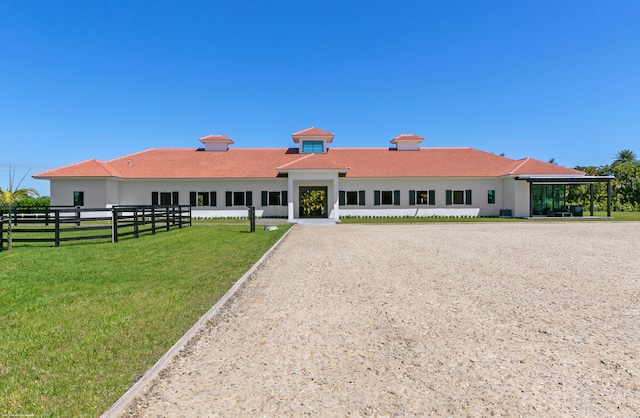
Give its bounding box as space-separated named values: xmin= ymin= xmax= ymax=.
xmin=516 ymin=175 xmax=615 ymax=218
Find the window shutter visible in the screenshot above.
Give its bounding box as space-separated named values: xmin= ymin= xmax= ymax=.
xmin=359 ymin=190 xmax=366 ymax=206
xmin=466 ymin=189 xmax=472 ymax=205
xmin=246 ymin=191 xmax=253 ymax=206
xmin=429 ymin=190 xmax=436 ymax=206
xmin=210 ymin=191 xmax=217 ymax=207
xmin=374 ymin=190 xmax=381 ymax=206
xmin=152 ymin=192 xmax=159 ymax=206
xmin=446 ymin=190 xmax=453 ymax=205
xmin=262 ymin=191 xmax=268 ymax=207
xmin=409 ymin=190 xmax=416 ymax=205
xmin=339 ymin=191 xmax=346 ymax=206
xmin=190 ymin=192 xmax=197 ymax=206
xmin=394 ymin=190 xmax=401 ymax=206
xmin=226 ymin=191 xmax=232 ymax=207
xmin=172 ymin=192 xmax=179 ymax=205
xmin=281 ymin=191 xmax=287 ymax=206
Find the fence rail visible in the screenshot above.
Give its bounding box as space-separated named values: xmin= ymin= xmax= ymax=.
xmin=0 ymin=205 xmax=191 ymax=250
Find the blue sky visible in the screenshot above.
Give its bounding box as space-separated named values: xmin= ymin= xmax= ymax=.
xmin=1 ymin=0 xmax=639 ymax=195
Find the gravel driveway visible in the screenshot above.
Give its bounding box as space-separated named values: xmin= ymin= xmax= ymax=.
xmin=116 ymin=222 xmax=640 ymax=417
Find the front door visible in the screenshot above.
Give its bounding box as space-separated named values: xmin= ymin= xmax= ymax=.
xmin=299 ymin=187 xmax=328 ymax=218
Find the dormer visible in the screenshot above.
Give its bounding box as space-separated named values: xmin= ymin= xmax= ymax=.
xmin=390 ymin=134 xmax=424 ymax=151
xmin=291 ymin=127 xmax=334 ymax=153
xmin=199 ymin=134 xmax=234 ymax=152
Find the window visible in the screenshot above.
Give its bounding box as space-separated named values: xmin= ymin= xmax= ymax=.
xmin=374 ymin=190 xmax=400 ymax=206
xmin=161 ymin=192 xmax=173 ymax=205
xmin=261 ymin=191 xmax=287 ymax=206
xmin=226 ymin=191 xmax=253 ymax=207
xmin=73 ymin=191 xmax=84 ymax=207
xmin=339 ymin=190 xmax=366 ymax=206
xmin=453 ymin=190 xmax=464 ymax=204
xmin=410 ymin=190 xmax=436 ymax=205
xmin=152 ymin=191 xmax=179 ymax=205
xmin=268 ymin=191 xmax=281 ymax=206
xmin=190 ymin=191 xmax=217 ymax=207
xmin=446 ymin=189 xmax=472 ymax=205
xmin=488 ymin=190 xmax=496 ymax=204
xmin=234 ymin=191 xmax=245 ymax=206
xmin=301 ymin=140 xmax=324 ymax=153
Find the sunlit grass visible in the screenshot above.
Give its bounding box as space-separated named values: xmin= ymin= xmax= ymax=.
xmin=0 ymin=224 xmax=290 ymax=416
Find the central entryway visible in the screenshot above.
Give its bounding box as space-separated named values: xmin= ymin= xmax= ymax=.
xmin=299 ymin=186 xmax=328 ymax=218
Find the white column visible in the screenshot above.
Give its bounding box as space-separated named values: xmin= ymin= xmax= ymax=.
xmin=287 ymin=175 xmax=294 ymax=222
xmin=332 ymin=174 xmax=340 ymax=220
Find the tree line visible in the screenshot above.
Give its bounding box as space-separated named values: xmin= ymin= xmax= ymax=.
xmin=568 ymin=149 xmax=640 ymax=212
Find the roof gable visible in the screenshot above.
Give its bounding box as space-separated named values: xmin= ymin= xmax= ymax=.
xmin=277 ymin=153 xmax=350 ymax=171
xmin=33 ymin=159 xmax=122 ymax=178
xmin=507 ymin=158 xmax=585 ymax=176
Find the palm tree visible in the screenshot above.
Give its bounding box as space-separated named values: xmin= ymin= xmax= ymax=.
xmin=1 ymin=167 xmax=39 ymax=250
xmin=613 ymin=149 xmax=638 ymax=165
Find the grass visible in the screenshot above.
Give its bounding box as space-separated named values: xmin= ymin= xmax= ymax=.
xmin=339 ymin=211 xmax=640 ymax=223
xmin=0 ymin=224 xmax=291 ymax=417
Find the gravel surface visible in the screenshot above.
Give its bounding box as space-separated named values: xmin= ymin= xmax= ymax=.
xmin=119 ymin=222 xmax=640 ymax=417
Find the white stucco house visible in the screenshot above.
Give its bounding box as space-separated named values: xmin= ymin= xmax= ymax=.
xmin=33 ymin=127 xmax=612 ymax=221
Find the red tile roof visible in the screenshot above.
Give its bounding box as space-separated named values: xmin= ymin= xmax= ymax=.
xmin=390 ymin=134 xmax=424 ymax=144
xmin=291 ymin=127 xmax=334 ymax=137
xmin=198 ymin=134 xmax=234 ymax=144
xmin=34 ymin=146 xmax=584 ymax=180
xmin=277 ymin=153 xmax=350 ymax=171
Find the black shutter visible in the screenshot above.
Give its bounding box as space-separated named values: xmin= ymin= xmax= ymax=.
xmin=466 ymin=190 xmax=472 ymax=205
xmin=172 ymin=192 xmax=179 ymax=205
xmin=281 ymin=191 xmax=287 ymax=206
xmin=262 ymin=191 xmax=268 ymax=207
xmin=429 ymin=190 xmax=436 ymax=206
xmin=226 ymin=191 xmax=232 ymax=207
xmin=210 ymin=191 xmax=217 ymax=207
xmin=190 ymin=192 xmax=197 ymax=206
xmin=394 ymin=190 xmax=401 ymax=206
xmin=374 ymin=190 xmax=381 ymax=206
xmin=246 ymin=191 xmax=253 ymax=206
xmin=359 ymin=190 xmax=366 ymax=206
xmin=409 ymin=190 xmax=416 ymax=205
xmin=339 ymin=191 xmax=346 ymax=206
xmin=446 ymin=190 xmax=453 ymax=205
xmin=152 ymin=192 xmax=159 ymax=206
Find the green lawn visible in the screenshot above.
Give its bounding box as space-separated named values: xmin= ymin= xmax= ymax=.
xmin=0 ymin=224 xmax=291 ymax=417
xmin=339 ymin=211 xmax=640 ymax=223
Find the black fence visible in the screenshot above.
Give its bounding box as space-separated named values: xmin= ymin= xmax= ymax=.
xmin=0 ymin=205 xmax=191 ymax=250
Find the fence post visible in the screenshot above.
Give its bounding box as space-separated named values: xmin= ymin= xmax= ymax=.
xmin=134 ymin=209 xmax=139 ymax=238
xmin=0 ymin=215 xmax=4 ymax=252
xmin=54 ymin=210 xmax=60 ymax=247
xmin=178 ymin=206 xmax=183 ymax=229
xmin=112 ymin=207 xmax=118 ymax=243
xmin=151 ymin=207 xmax=156 ymax=235
xmin=166 ymin=206 xmax=170 ymax=231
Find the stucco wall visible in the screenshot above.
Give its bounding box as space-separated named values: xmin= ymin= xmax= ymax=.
xmin=48 ymin=176 xmax=522 ymax=218
xmin=336 ymin=177 xmax=506 ymax=217
xmin=49 ymin=179 xmax=111 ymax=207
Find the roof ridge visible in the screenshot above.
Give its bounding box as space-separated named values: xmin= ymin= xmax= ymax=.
xmin=33 ymin=158 xmax=102 ymax=176
xmin=276 ymin=153 xmax=316 ymax=169
xmin=506 ymin=158 xmax=531 ymax=175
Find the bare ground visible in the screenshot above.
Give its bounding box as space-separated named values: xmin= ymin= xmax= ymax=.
xmin=119 ymin=222 xmax=640 ymax=417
